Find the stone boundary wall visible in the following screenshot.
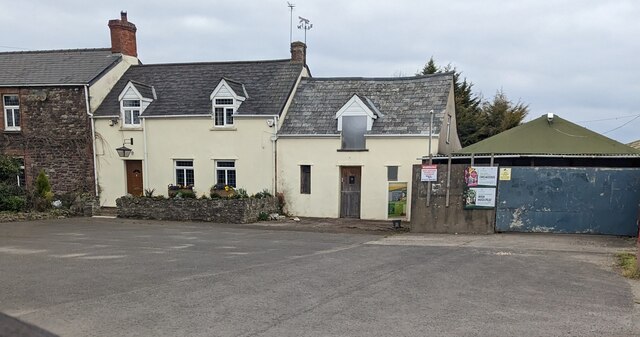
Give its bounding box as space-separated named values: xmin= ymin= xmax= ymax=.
xmin=116 ymin=196 xmax=278 ymax=224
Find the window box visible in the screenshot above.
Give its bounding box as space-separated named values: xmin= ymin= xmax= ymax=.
xmin=168 ymin=184 xmax=193 ymax=198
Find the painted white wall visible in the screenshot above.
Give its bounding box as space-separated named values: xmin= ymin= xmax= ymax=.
xmin=95 ymin=116 xmax=276 ymax=206
xmin=89 ymin=55 xmax=139 ymax=111
xmin=277 ymin=136 xmax=439 ymax=220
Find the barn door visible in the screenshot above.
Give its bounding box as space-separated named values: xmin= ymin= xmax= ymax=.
xmin=340 ymin=166 xmax=361 ymax=218
xmin=126 ymin=160 xmax=143 ymax=196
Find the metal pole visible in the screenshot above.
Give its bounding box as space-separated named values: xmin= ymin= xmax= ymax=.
xmin=490 ymin=153 xmax=494 ymax=166
xmin=445 ymin=154 xmax=452 ymax=207
xmin=426 ymin=110 xmax=434 ymax=207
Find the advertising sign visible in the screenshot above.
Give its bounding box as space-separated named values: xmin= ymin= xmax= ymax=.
xmin=388 ymin=182 xmax=408 ymax=218
xmin=464 ymin=166 xmax=498 ymax=209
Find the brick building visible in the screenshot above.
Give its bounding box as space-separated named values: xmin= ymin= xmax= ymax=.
xmin=0 ymin=12 xmax=139 ymax=195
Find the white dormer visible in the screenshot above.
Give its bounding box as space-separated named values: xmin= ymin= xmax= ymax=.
xmin=335 ymin=94 xmax=380 ymax=131
xmin=335 ymin=94 xmax=382 ymax=150
xmin=117 ymin=81 xmax=154 ymax=128
xmin=210 ymin=78 xmax=247 ymax=127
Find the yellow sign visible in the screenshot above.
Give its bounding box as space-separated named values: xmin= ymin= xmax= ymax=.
xmin=499 ymin=168 xmax=511 ymax=181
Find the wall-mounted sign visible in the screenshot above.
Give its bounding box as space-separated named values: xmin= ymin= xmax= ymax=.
xmin=465 ymin=166 xmax=498 ymax=187
xmin=464 ymin=166 xmax=498 ymax=209
xmin=421 ymin=164 xmax=437 ymax=182
xmin=464 ymin=187 xmax=496 ymax=209
xmin=388 ymin=182 xmax=408 ymax=218
xmin=499 ymin=168 xmax=512 ymax=181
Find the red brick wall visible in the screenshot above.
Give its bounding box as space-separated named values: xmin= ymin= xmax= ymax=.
xmin=0 ymin=87 xmax=95 ymax=195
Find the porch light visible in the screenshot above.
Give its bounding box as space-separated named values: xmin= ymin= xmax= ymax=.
xmin=116 ymin=138 xmax=134 ymax=158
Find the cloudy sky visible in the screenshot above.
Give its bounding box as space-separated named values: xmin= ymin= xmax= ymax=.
xmin=1 ymin=0 xmax=638 ymax=142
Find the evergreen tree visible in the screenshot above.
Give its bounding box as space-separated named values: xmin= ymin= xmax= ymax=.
xmin=417 ymin=58 xmax=527 ymax=146
xmin=479 ymin=90 xmax=529 ymax=139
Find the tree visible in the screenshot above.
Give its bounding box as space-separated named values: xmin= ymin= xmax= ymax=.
xmin=417 ymin=58 xmax=527 ymax=147
xmin=418 ymin=58 xmax=483 ymax=146
xmin=479 ymin=90 xmax=529 ymax=139
xmin=419 ymin=57 xmax=439 ymax=75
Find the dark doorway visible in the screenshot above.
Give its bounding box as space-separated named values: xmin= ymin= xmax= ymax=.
xmin=126 ymin=160 xmax=143 ymax=196
xmin=340 ymin=166 xmax=361 ymax=218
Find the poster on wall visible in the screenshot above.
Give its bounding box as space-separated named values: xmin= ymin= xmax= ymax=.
xmin=464 ymin=166 xmax=498 ymax=209
xmin=464 ymin=166 xmax=498 ymax=187
xmin=421 ymin=164 xmax=437 ymax=182
xmin=388 ymin=182 xmax=408 ymax=218
xmin=464 ymin=187 xmax=496 ymax=209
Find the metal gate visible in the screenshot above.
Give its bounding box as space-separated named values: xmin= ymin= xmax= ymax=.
xmin=496 ymin=167 xmax=640 ymax=236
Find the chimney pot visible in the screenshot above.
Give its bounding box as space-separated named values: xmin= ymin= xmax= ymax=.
xmin=290 ymin=41 xmax=306 ymax=65
xmin=121 ymin=11 xmax=127 ymax=22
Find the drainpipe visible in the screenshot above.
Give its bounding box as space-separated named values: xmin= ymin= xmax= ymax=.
xmin=84 ymin=85 xmax=100 ymax=197
xmin=271 ymin=115 xmax=279 ymax=194
xmin=426 ymin=109 xmax=434 ymax=207
xmin=142 ymin=117 xmax=149 ymax=190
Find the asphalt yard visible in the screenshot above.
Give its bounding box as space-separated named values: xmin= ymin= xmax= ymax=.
xmin=0 ymin=217 xmax=638 ymax=337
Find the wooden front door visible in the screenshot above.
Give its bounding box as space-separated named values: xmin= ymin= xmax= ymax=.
xmin=126 ymin=160 xmax=143 ymax=196
xmin=340 ymin=166 xmax=361 ymax=218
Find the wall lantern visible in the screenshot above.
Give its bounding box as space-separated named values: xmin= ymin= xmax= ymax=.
xmin=116 ymin=138 xmax=134 ymax=158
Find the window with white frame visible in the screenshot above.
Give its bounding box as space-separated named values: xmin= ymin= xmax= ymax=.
xmin=122 ymin=99 xmax=141 ymax=127
xmin=446 ymin=115 xmax=452 ymax=144
xmin=175 ymin=160 xmax=194 ymax=186
xmin=216 ymin=160 xmax=236 ymax=187
xmin=213 ymin=98 xmax=234 ymax=127
xmin=3 ymin=95 xmax=20 ymax=131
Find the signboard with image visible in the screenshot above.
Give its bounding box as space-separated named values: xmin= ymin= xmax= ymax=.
xmin=464 ymin=166 xmax=498 ymax=209
xmin=388 ymin=182 xmax=408 ymax=218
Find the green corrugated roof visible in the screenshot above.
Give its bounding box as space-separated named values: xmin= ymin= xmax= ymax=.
xmin=456 ymin=114 xmax=640 ymax=155
xmin=627 ymin=139 xmax=640 ymax=150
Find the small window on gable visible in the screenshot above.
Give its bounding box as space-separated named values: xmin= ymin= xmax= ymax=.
xmin=387 ymin=166 xmax=398 ymax=181
xmin=341 ymin=116 xmax=367 ymax=150
xmin=3 ymin=95 xmax=20 ymax=131
xmin=122 ymin=99 xmax=141 ymax=127
xmin=446 ymin=115 xmax=452 ymax=144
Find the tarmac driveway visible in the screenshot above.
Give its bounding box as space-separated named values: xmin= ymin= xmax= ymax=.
xmin=0 ymin=217 xmax=638 ymax=337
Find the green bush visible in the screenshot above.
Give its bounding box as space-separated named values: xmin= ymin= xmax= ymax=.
xmin=0 ymin=195 xmax=26 ymax=212
xmin=254 ymin=189 xmax=273 ymax=199
xmin=258 ymin=212 xmax=269 ymax=221
xmin=176 ymin=190 xmax=196 ymax=199
xmin=35 ymin=170 xmax=51 ymax=197
xmin=0 ymin=156 xmax=20 ymax=183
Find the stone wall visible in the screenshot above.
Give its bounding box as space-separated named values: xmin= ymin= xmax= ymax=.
xmin=0 ymin=86 xmax=94 ymax=195
xmin=116 ymin=196 xmax=279 ymax=224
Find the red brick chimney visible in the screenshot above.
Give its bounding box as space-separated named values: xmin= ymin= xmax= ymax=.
xmin=290 ymin=41 xmax=306 ymax=65
xmin=108 ymin=11 xmax=137 ymax=57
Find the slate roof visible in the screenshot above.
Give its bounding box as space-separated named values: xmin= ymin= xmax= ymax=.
xmin=94 ymin=59 xmax=303 ymax=117
xmin=279 ymin=73 xmax=453 ymax=135
xmin=456 ymin=114 xmax=640 ymax=155
xmin=129 ymin=81 xmax=155 ymax=100
xmin=223 ymin=78 xmax=247 ymax=98
xmin=0 ymin=48 xmax=122 ymax=86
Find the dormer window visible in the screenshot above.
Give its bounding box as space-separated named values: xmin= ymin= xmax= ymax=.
xmin=117 ymin=81 xmax=154 ymax=129
xmin=122 ymin=99 xmax=141 ymax=127
xmin=210 ymin=78 xmax=247 ymax=128
xmin=335 ymin=94 xmax=382 ymax=150
xmin=214 ymin=98 xmax=234 ymax=127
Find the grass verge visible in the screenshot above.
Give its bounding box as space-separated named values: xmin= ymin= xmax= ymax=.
xmin=615 ymin=252 xmax=640 ymax=279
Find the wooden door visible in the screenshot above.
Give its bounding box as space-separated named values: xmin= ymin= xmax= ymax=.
xmin=340 ymin=166 xmax=361 ymax=218
xmin=126 ymin=160 xmax=143 ymax=196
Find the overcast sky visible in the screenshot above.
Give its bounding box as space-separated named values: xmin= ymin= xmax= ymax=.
xmin=1 ymin=0 xmax=638 ymax=143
